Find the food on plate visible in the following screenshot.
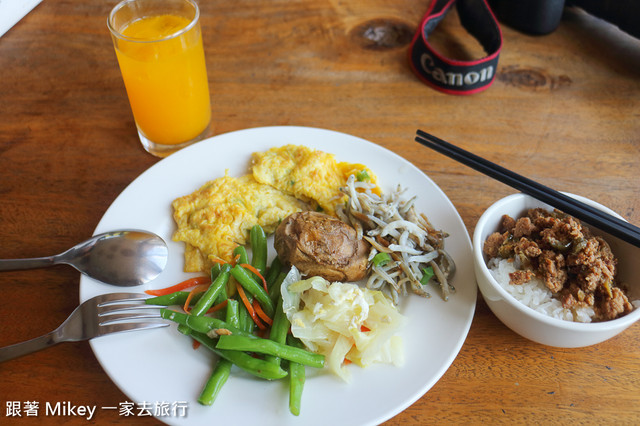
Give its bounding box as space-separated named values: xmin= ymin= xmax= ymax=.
xmin=172 ymin=173 xmax=306 ymax=272
xmin=148 ymin=225 xmax=322 ymax=416
xmin=483 ymin=208 xmax=634 ymax=322
xmin=145 ymin=143 xmax=461 ymax=417
xmin=148 ymin=221 xmax=408 ymax=415
xmin=281 ymin=267 xmax=406 ymax=382
xmin=251 ymin=144 xmax=378 ymax=215
xmin=336 ymin=175 xmax=456 ymax=303
xmin=274 ymin=211 xmax=370 ymax=282
xmin=171 ymin=144 xmax=456 ymax=302
xmin=171 ymin=144 xmax=377 ymax=273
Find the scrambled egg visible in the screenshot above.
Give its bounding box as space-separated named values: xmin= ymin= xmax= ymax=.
xmin=172 ymin=145 xmax=378 ymax=273
xmin=172 ymin=173 xmax=306 ymax=272
xmin=251 ymin=145 xmax=378 ymax=215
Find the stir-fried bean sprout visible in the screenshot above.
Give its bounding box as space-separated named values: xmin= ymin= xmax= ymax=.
xmin=335 ymin=175 xmax=456 ymax=303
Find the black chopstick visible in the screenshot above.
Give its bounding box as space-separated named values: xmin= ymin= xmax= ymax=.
xmin=415 ymin=129 xmax=640 ymax=248
xmin=416 ymin=130 xmax=634 ymax=230
xmin=415 ymin=130 xmax=638 ymax=233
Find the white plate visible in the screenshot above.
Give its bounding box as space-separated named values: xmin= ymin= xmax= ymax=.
xmin=80 ymin=126 xmax=476 ymax=426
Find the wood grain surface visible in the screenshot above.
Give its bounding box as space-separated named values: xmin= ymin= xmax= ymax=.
xmin=0 ymin=1 xmax=638 ymax=424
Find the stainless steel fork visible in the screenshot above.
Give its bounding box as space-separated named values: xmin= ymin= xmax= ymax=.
xmin=0 ymin=293 xmax=167 ymax=363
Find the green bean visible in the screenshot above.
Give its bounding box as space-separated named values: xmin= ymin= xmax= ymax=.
xmin=237 ymin=296 xmax=255 ymax=333
xmin=198 ymin=299 xmax=238 ymax=405
xmin=176 ymin=264 xmax=231 ymax=336
xmin=266 ymin=296 xmax=289 ymax=365
xmin=233 ymin=245 xmax=249 ymax=265
xmin=160 ymin=308 xmax=253 ymax=338
xmin=268 ymin=271 xmax=287 ymax=303
xmin=198 ymin=359 xmax=232 ymax=406
xmin=160 ymin=308 xmax=189 ymax=324
xmin=210 ymin=264 xmax=227 ymax=305
xmin=269 ymin=297 xmax=289 ymax=344
xmin=191 ymin=332 xmax=288 ymax=380
xmin=250 ymin=224 xmax=268 ymax=276
xmin=210 ymin=263 xmax=222 ymax=281
xmin=191 ymin=264 xmax=231 ymax=317
xmin=230 ymin=264 xmax=274 ymax=317
xmin=188 ymin=314 xmax=256 ymax=338
xmin=215 ymin=335 xmax=325 ymax=369
xmin=225 ymin=299 xmax=240 ymax=328
xmin=145 ymin=291 xmax=203 ymax=307
xmin=197 ymin=299 xmax=241 ymax=405
xmin=214 ymin=283 xmax=228 ymax=306
xmin=265 ymin=256 xmax=283 ymax=288
xmin=287 ymin=335 xmax=306 ymax=416
xmin=162 ymin=308 xmax=192 ymax=337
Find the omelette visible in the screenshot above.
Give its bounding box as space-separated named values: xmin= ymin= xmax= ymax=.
xmin=172 ymin=172 xmax=306 ymax=272
xmin=251 ymin=144 xmax=378 ymax=215
xmin=172 ymin=144 xmax=378 ymax=273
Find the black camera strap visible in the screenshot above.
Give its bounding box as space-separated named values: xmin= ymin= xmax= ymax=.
xmin=409 ymin=0 xmax=503 ymax=95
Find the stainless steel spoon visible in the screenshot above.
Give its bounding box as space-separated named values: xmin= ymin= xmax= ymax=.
xmin=0 ymin=230 xmax=168 ymax=286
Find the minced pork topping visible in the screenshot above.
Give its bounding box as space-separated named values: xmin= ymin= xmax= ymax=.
xmin=483 ymin=208 xmax=633 ymax=321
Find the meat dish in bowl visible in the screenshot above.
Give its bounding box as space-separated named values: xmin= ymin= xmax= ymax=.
xmin=472 ymin=193 xmax=640 ymax=347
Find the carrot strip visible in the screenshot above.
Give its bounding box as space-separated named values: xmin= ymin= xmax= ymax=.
xmin=253 ymin=299 xmax=273 ymax=326
xmin=183 ymin=284 xmax=210 ymax=313
xmin=205 ymin=299 xmax=228 ymax=315
xmin=239 ymin=263 xmax=268 ymax=292
xmin=235 ymin=282 xmax=254 ymax=314
xmin=236 ymin=282 xmax=266 ymax=330
xmin=192 ymin=339 xmax=201 ymax=350
xmin=144 ymin=276 xmax=211 ymax=296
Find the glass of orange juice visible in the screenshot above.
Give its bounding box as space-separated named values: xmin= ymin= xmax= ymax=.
xmin=108 ymin=0 xmax=212 ymax=157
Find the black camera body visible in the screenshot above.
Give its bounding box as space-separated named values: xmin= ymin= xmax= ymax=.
xmin=489 ymin=0 xmax=639 ymax=39
xmin=489 ymin=0 xmax=565 ymax=35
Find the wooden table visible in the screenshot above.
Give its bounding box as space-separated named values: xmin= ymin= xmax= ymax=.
xmin=1 ymin=1 xmax=639 ymax=424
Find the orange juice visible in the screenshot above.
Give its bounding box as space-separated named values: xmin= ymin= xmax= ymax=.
xmin=113 ymin=14 xmax=211 ymax=145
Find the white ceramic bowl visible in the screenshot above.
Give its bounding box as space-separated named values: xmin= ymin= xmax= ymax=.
xmin=472 ymin=192 xmax=640 ymax=348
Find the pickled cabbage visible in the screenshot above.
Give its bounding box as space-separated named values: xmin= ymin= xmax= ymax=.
xmin=281 ymin=267 xmax=406 ymax=382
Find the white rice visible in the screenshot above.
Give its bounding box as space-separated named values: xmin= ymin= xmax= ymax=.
xmin=487 ymin=258 xmax=596 ymax=323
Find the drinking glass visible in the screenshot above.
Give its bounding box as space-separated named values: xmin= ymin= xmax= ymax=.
xmin=108 ymin=0 xmax=212 ymax=157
